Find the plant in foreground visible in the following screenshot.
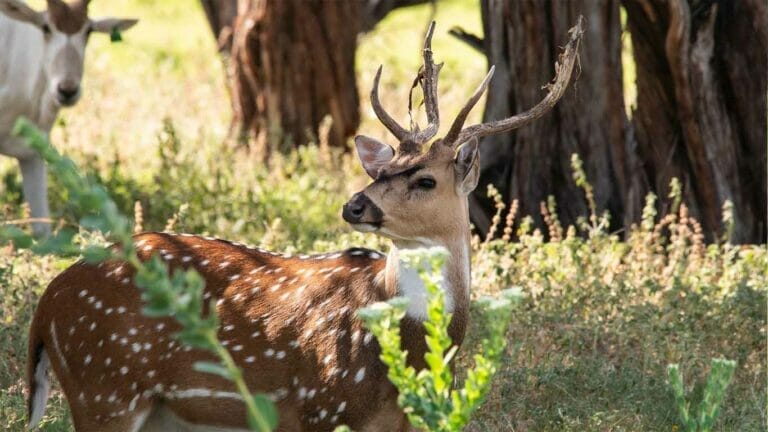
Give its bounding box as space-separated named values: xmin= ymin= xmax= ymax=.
xmin=0 ymin=119 xmax=277 ymax=431
xmin=358 ymin=247 xmax=521 ymax=431
xmin=667 ymin=358 xmax=737 ymax=432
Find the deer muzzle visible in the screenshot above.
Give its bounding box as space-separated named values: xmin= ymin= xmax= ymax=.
xmin=342 ymin=192 xmax=383 ymax=231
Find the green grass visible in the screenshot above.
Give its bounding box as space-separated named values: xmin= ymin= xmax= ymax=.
xmin=1 ymin=1 xmax=765 ymax=431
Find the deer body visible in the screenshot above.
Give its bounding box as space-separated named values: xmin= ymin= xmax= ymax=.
xmin=0 ymin=0 xmax=136 ymax=236
xmin=28 ymin=232 xmax=470 ymax=431
xmin=26 ymin=19 xmax=582 ymax=432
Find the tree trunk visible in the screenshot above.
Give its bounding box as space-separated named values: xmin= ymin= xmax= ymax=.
xmin=471 ymin=0 xmax=766 ymax=243
xmin=229 ymin=0 xmax=361 ymax=155
xmin=200 ymin=0 xmax=238 ymax=53
xmin=472 ymin=1 xmax=643 ymax=236
xmin=223 ymin=0 xmax=432 ymax=157
xmin=623 ymin=0 xmax=767 ymax=242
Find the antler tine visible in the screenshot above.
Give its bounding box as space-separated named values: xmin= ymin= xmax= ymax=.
xmin=413 ymin=21 xmax=441 ymax=144
xmin=443 ymin=65 xmax=495 ymax=147
xmin=371 ymin=65 xmax=410 ymax=141
xmin=454 ymin=15 xmax=584 ymax=145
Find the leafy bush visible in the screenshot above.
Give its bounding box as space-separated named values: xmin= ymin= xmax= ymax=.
xmin=668 ymin=359 xmax=737 ymax=432
xmin=359 ymin=248 xmax=522 ymax=431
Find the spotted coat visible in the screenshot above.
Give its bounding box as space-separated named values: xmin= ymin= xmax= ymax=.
xmin=27 ymin=232 xmax=421 ymax=431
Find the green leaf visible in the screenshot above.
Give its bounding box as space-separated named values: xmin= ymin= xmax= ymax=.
xmin=193 ymin=361 xmax=232 ymax=379
xmin=248 ymin=393 xmax=279 ymax=431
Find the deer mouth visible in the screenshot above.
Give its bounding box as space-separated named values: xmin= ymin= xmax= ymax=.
xmin=349 ymin=222 xmax=381 ymax=233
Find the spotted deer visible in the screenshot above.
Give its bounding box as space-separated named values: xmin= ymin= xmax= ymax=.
xmin=0 ymin=0 xmax=137 ymax=236
xmin=26 ymin=20 xmax=582 ymax=432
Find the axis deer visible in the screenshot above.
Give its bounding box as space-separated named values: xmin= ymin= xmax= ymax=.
xmin=0 ymin=0 xmax=137 ymax=236
xmin=26 ymin=20 xmax=582 ymax=432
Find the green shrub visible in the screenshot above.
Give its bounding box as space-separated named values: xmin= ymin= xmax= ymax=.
xmin=359 ymin=248 xmax=522 ymax=431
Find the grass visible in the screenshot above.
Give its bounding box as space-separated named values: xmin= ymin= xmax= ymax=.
xmin=1 ymin=0 xmax=765 ymax=431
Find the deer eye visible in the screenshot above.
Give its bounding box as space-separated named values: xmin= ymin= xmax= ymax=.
xmin=415 ymin=177 xmax=436 ymax=190
xmin=41 ymin=23 xmax=51 ymax=35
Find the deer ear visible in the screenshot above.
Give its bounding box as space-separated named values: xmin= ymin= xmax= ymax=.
xmin=0 ymin=0 xmax=43 ymax=26
xmin=454 ymin=137 xmax=480 ymax=196
xmin=355 ymin=135 xmax=394 ymax=179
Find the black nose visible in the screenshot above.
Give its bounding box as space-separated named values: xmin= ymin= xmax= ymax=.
xmin=342 ymin=193 xmax=368 ymax=224
xmin=57 ymin=84 xmax=79 ymax=100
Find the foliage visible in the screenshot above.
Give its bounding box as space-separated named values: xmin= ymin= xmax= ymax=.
xmin=667 ymin=359 xmax=737 ymax=432
xmin=359 ymin=247 xmax=522 ymax=431
xmin=0 ymin=119 xmax=277 ymax=432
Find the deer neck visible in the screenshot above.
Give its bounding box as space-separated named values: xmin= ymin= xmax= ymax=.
xmin=384 ymin=236 xmax=470 ymax=319
xmin=382 ymin=221 xmax=472 ymax=364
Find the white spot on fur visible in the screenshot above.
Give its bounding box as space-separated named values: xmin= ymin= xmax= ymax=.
xmin=354 ymin=367 xmax=366 ymax=383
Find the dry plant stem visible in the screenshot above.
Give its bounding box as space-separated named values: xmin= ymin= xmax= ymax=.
xmin=1 ymin=218 xmax=56 ymax=226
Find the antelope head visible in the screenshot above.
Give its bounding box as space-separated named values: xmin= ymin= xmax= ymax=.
xmin=0 ymin=0 xmax=137 ymax=106
xmin=344 ymin=19 xmax=583 ymax=249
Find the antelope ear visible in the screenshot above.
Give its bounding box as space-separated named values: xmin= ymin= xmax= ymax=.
xmin=355 ymin=135 xmax=394 ymax=179
xmin=91 ymin=17 xmax=139 ymax=34
xmin=0 ymin=0 xmax=43 ymax=26
xmin=454 ymin=137 xmax=480 ymax=195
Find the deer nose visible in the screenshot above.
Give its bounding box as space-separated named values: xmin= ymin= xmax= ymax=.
xmin=342 ymin=193 xmax=382 ymax=225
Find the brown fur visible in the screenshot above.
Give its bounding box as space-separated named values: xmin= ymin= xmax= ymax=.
xmin=28 ymin=232 xmax=439 ymax=431
xmin=47 ymin=0 xmax=88 ymax=34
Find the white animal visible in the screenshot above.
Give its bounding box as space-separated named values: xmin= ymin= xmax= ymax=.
xmin=0 ymin=0 xmax=137 ymax=235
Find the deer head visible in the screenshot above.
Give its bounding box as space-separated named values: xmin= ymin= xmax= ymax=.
xmin=0 ymin=0 xmax=137 ymax=106
xmin=343 ymin=19 xmax=584 ymax=248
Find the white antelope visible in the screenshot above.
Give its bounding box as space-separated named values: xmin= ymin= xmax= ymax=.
xmin=26 ymin=21 xmax=581 ymax=432
xmin=0 ymin=0 xmax=137 ymax=236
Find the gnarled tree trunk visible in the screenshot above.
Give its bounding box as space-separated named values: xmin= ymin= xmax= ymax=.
xmin=471 ymin=0 xmax=765 ymax=243
xmin=471 ymin=1 xmax=643 ymax=235
xmin=210 ymin=0 xmax=432 ymax=158
xmin=623 ymin=0 xmax=767 ymax=242
xmin=229 ymin=0 xmax=361 ymax=156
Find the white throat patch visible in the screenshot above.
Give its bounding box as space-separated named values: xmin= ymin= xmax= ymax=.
xmin=391 ymin=247 xmax=455 ymax=320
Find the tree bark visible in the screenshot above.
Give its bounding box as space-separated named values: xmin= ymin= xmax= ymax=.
xmin=623 ymin=0 xmax=767 ymax=242
xmin=472 ymin=0 xmax=643 ymax=236
xmin=471 ymin=0 xmax=766 ymax=243
xmin=229 ymin=0 xmax=361 ymax=155
xmin=220 ymin=0 xmax=434 ymax=157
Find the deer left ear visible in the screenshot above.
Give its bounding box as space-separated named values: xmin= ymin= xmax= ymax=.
xmin=454 ymin=137 xmax=480 ymax=196
xmin=355 ymin=135 xmax=395 ymax=179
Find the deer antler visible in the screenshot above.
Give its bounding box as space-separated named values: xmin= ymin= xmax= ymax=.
xmin=371 ymin=65 xmax=410 ymax=141
xmin=370 ymin=21 xmax=444 ymax=149
xmin=444 ymin=15 xmax=584 ymax=148
xmin=411 ymin=21 xmax=442 ymax=145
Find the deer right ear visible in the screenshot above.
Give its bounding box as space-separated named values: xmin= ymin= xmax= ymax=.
xmin=0 ymin=0 xmax=43 ymax=26
xmin=355 ymin=135 xmax=394 ymax=179
xmin=454 ymin=137 xmax=480 ymax=196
